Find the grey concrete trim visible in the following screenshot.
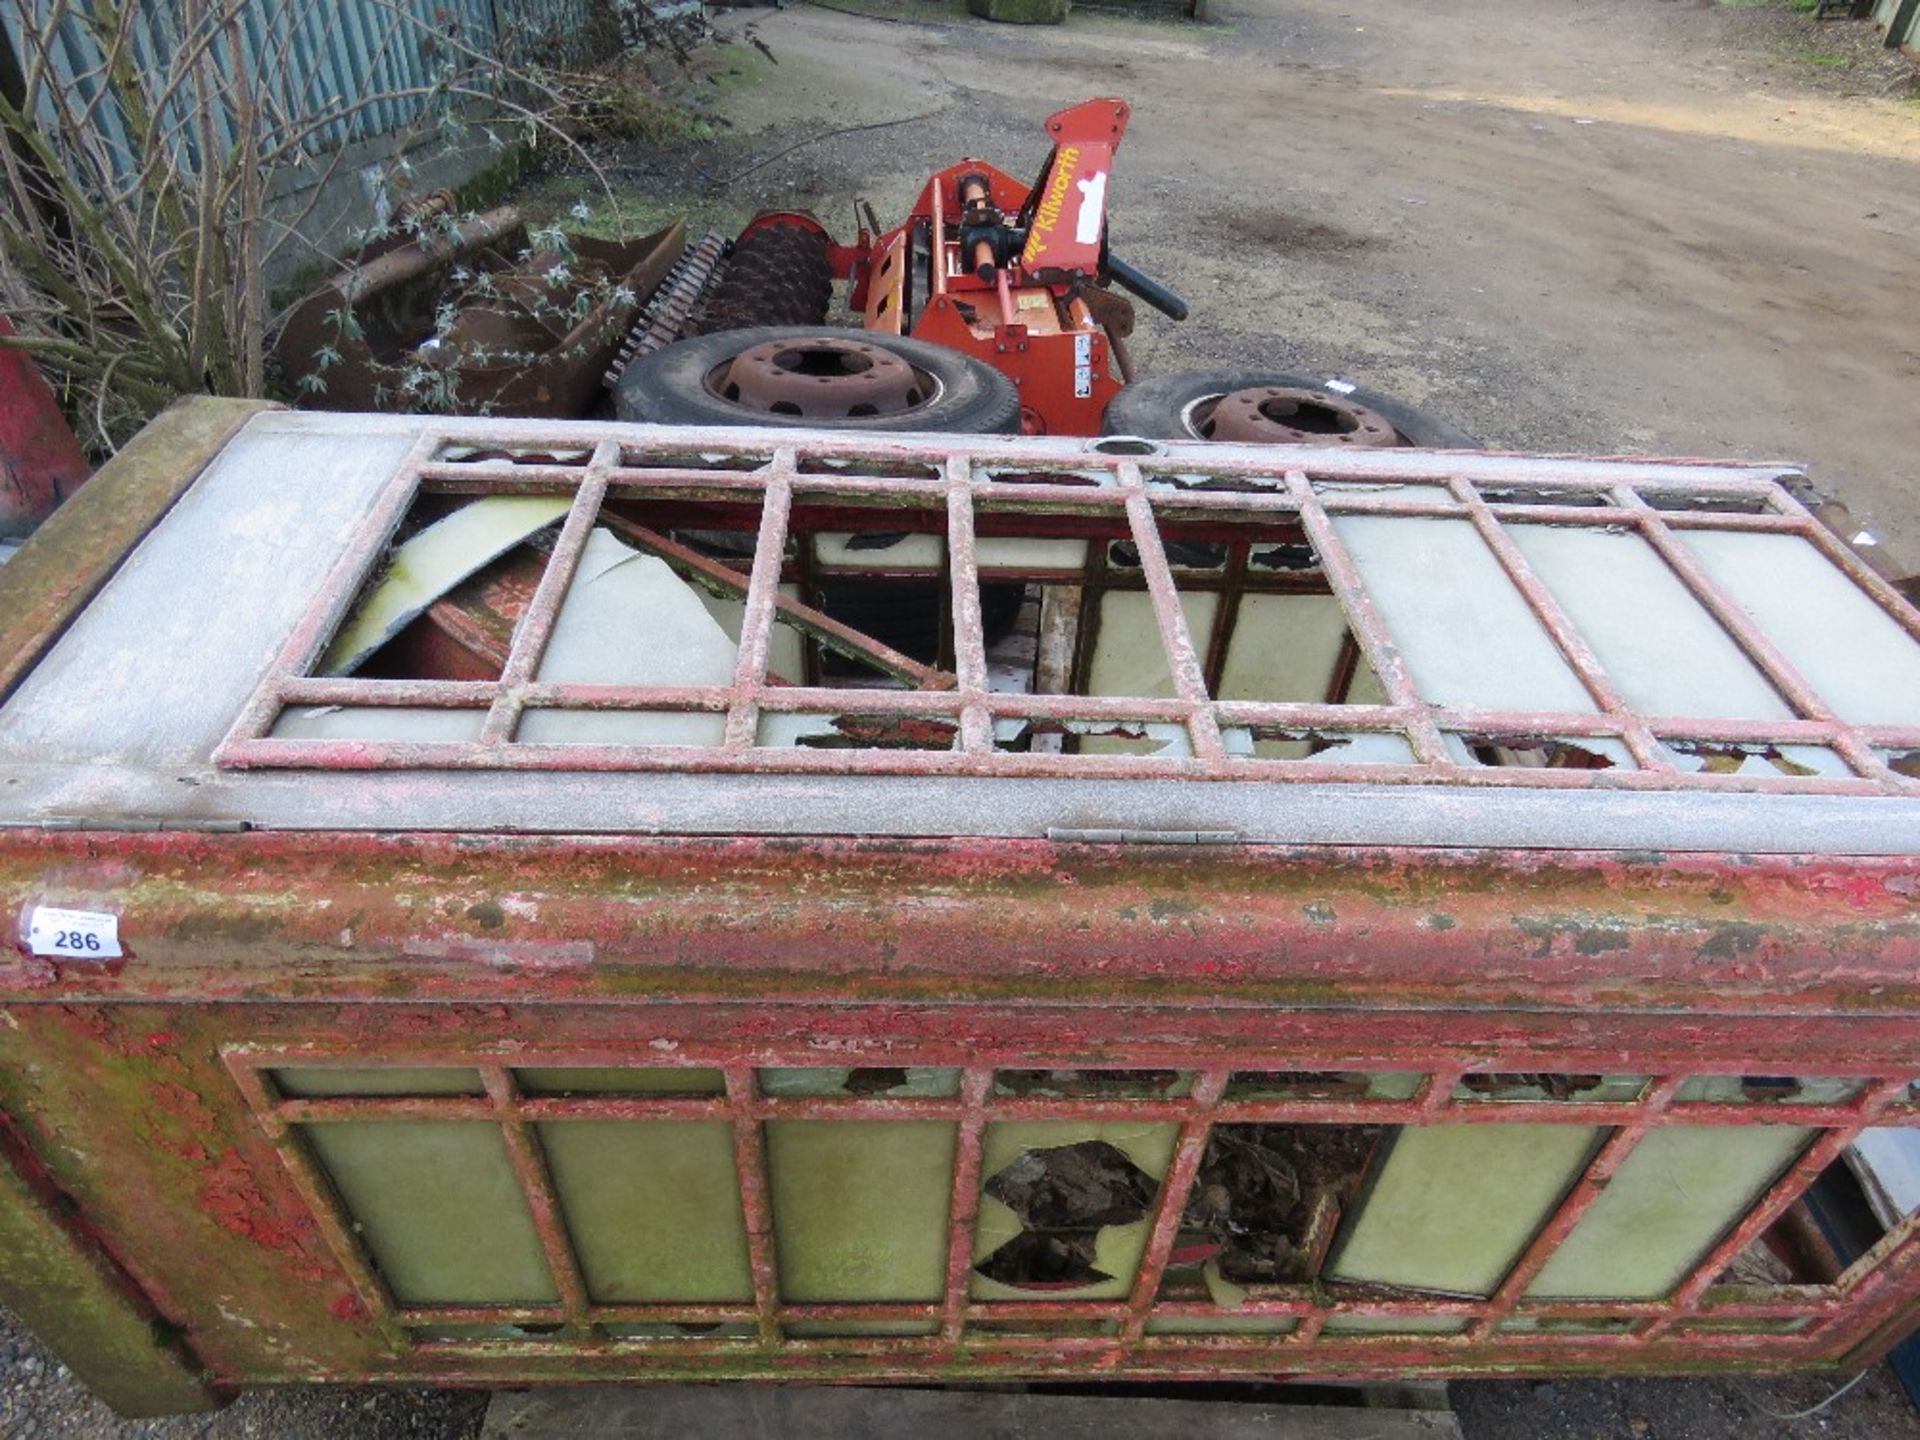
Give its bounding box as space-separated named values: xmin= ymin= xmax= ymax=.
xmin=3 ymin=762 xmax=1920 ymax=855
xmin=480 ymin=1385 xmax=1462 ymax=1440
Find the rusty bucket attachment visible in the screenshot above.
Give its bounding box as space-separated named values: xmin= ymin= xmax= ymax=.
xmin=274 ymin=209 xmax=686 ymax=418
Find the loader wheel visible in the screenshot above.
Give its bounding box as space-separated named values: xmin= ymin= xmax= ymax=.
xmin=692 ymin=222 xmax=834 ymax=334
xmin=615 ymin=326 xmax=1022 ymax=434
xmin=1103 ymin=370 xmax=1481 ymax=449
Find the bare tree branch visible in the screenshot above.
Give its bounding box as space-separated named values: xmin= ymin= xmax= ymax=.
xmin=0 ymin=0 xmax=650 ymax=451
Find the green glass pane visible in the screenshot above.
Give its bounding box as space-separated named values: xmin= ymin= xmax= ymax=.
xmin=971 ymin=1120 xmax=1180 ymax=1302
xmin=303 ymin=1122 xmax=556 ymax=1304
xmin=1223 ymin=1071 xmax=1422 ymax=1102
xmin=1674 ymin=1076 xmax=1862 ymax=1105
xmin=1526 ymin=1125 xmax=1811 ymax=1299
xmin=784 ymin=1319 xmax=941 ymax=1337
xmin=1498 ymin=1314 xmax=1635 ymax=1335
xmin=1676 ymin=1316 xmax=1813 ymax=1335
xmin=1324 ymin=1314 xmax=1469 ymax=1335
xmin=1085 ymin=590 xmax=1220 ymax=701
xmin=766 ymin=1120 xmax=956 ymax=1302
xmin=1145 ymin=1314 xmax=1298 ymax=1335
xmin=599 ymin=1321 xmax=758 ymax=1340
xmin=274 ymin=1067 xmax=484 ymax=1097
xmin=1328 ymin=1124 xmax=1601 ymax=1296
xmin=1454 ymin=1075 xmax=1649 ymax=1103
xmin=408 ymin=1323 xmax=561 ymax=1342
xmin=515 ymin=1067 xmax=726 ymax=1096
xmin=538 ymin=1120 xmax=752 ymax=1302
xmin=992 ymin=1071 xmax=1192 ymax=1099
xmin=969 ymin=1319 xmax=1122 ymax=1337
xmin=759 ymin=1068 xmax=961 ymax=1098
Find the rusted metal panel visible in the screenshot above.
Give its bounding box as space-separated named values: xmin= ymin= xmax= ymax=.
xmin=0 ymin=1106 xmax=223 ymax=1415
xmin=0 ymin=409 xmax=1916 ymax=1407
xmin=0 ymin=833 xmax=1917 ymax=1014
xmin=1 ymin=411 xmax=1918 ymax=853
xmin=182 ymin=428 xmax=1920 ymax=789
xmin=0 ymin=316 xmax=90 ymax=538
xmin=0 ymin=998 xmax=1917 ymax=1392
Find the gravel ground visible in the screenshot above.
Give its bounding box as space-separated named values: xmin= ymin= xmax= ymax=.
xmin=6 ymin=2 xmax=1919 ymax=1437
xmin=533 ymin=0 xmax=1920 ymax=543
xmin=0 ymin=1308 xmax=487 ymax=1440
xmin=1452 ymin=1367 xmax=1920 ymax=1438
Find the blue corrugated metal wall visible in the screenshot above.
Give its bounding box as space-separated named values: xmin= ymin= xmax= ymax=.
xmin=1874 ymin=0 xmax=1919 ymax=48
xmin=3 ymin=0 xmax=596 ymax=170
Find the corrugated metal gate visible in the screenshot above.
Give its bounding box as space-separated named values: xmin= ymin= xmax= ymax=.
xmin=0 ymin=0 xmax=597 ymax=169
xmin=1874 ymin=0 xmax=1919 ymax=48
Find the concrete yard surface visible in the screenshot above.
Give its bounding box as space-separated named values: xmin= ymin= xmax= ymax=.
xmin=480 ymin=1384 xmax=1460 ymax=1440
xmin=632 ymin=0 xmax=1920 ymax=551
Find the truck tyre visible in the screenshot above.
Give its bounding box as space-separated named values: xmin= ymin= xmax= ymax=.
xmin=615 ymin=327 xmax=1022 ymax=434
xmin=1104 ymin=370 xmax=1481 ymax=448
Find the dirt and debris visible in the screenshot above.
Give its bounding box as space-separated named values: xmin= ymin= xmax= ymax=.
xmin=1465 ymin=739 xmax=1619 ymax=771
xmin=975 ymin=1140 xmax=1159 ymax=1289
xmin=1459 ymin=1073 xmax=1607 ymax=1100
xmin=792 ymin=714 xmax=960 ymax=749
xmin=993 ymin=1070 xmax=1186 ymax=1098
xmin=839 ymin=1067 xmax=910 ymax=1095
xmin=1668 ymin=741 xmax=1823 ymax=777
xmin=0 ymin=1305 xmax=488 ymax=1440
xmin=1180 ymin=1125 xmax=1383 ymax=1285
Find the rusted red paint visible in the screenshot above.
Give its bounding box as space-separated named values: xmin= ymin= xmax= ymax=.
xmin=199 ymin=1149 xmax=327 ymax=1279
xmin=0 ymin=315 xmax=89 ymax=536
xmin=0 ymin=856 xmax=1912 ymax=1397
xmin=2 ymin=833 xmax=1915 ymax=1021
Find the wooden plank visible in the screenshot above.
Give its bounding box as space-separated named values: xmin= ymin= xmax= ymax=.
xmin=482 ymin=1385 xmax=1462 ymax=1440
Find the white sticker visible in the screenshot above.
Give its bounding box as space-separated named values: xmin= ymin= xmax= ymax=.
xmin=1073 ymin=332 xmax=1094 ymax=399
xmin=24 ymin=906 xmax=122 ymax=960
xmin=1074 ymin=172 xmax=1108 ymax=244
xmin=1324 ymin=377 xmax=1358 ymax=395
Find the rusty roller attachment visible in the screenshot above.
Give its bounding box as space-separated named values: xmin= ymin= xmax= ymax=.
xmin=693 ymin=222 xmax=835 ymax=335
xmin=707 ymin=336 xmax=933 ymax=420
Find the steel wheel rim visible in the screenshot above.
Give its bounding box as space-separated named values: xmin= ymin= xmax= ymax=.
xmin=1182 ymin=386 xmax=1402 ymax=446
xmin=705 ymin=338 xmax=945 ymax=420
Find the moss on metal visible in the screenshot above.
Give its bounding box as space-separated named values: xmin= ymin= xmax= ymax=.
xmin=0 ymin=1111 xmax=222 ymax=1417
xmin=0 ymin=396 xmax=275 ymax=704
